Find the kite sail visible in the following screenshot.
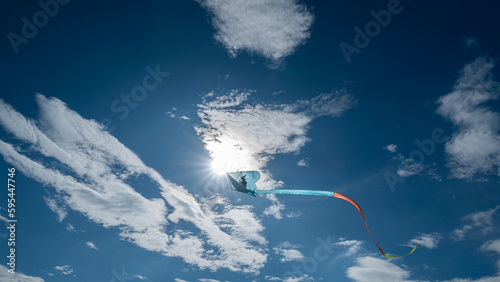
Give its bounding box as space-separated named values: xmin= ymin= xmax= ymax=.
xmin=226 ymin=171 xmax=416 ymax=259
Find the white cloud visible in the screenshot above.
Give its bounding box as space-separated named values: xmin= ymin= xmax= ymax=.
xmin=343 ymin=236 xmax=500 ymax=282
xmin=65 ymin=223 xmax=75 ymax=232
xmin=346 ymin=256 xmax=411 ymax=282
xmin=196 ymin=0 xmax=314 ymax=61
xmin=346 ymin=256 xmax=500 ymax=282
xmin=452 ymin=205 xmax=499 ymax=241
xmin=336 ymin=239 xmax=363 ymax=257
xmin=297 ymin=158 xmax=309 ymax=167
xmin=0 ymin=95 xmax=267 ymax=274
xmin=273 ymin=242 xmax=305 ymax=262
xmin=0 ymin=265 xmax=44 ymax=281
xmin=282 ymin=274 xmax=315 ymax=282
xmin=393 ymin=153 xmax=441 ymax=181
xmin=408 ymin=233 xmax=442 ymax=250
xmin=54 ymin=265 xmax=73 ymax=275
xmin=437 ymin=56 xmax=500 ymax=180
xmin=174 ymin=279 xmax=190 ymax=282
xmin=480 ymin=238 xmax=500 ymax=272
xmin=265 ymin=276 xmax=283 ymax=281
xmin=263 ymin=198 xmax=285 ymax=219
xmin=443 ymin=277 xmax=500 ymax=282
xmin=384 ymin=144 xmax=398 ymax=153
xmin=394 ymin=154 xmax=425 ymax=177
xmin=196 ymin=89 xmax=355 ymax=219
xmin=86 ymin=241 xmax=98 ymax=250
xmin=43 ymin=196 xmax=67 ymax=222
xmin=272 ymin=90 xmax=286 ymax=96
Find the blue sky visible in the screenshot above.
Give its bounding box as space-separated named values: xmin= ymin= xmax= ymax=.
xmin=1 ymin=0 xmax=500 ymax=281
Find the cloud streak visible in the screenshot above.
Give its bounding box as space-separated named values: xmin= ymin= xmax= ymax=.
xmin=452 ymin=205 xmax=499 ymax=241
xmin=0 ymin=95 xmax=267 ymax=274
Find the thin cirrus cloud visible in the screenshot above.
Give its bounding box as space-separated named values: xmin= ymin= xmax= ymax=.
xmin=54 ymin=265 xmax=73 ymax=275
xmin=195 ymin=0 xmax=314 ymax=61
xmin=437 ymin=54 xmax=500 ymax=180
xmin=336 ymin=239 xmax=363 ymax=257
xmin=389 ymin=153 xmax=441 ymax=182
xmin=0 ymin=94 xmax=267 ymax=274
xmin=195 ymin=89 xmax=356 ymax=219
xmin=480 ymin=239 xmax=500 ymax=273
xmin=407 ymin=233 xmax=442 ymax=250
xmin=452 ymin=205 xmax=499 ymax=241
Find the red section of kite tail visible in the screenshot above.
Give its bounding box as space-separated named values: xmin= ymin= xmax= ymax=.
xmin=332 ymin=192 xmax=389 ymax=258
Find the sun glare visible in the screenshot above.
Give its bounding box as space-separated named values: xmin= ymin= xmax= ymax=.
xmin=206 ymin=137 xmax=248 ymax=175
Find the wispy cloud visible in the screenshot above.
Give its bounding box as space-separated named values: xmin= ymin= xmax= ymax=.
xmin=196 ymin=0 xmax=314 ymax=61
xmin=65 ymin=223 xmax=76 ymax=232
xmin=383 ymin=144 xmax=398 ymax=153
xmin=452 ymin=205 xmax=499 ymax=241
xmin=43 ymin=196 xmax=67 ymax=222
xmin=281 ymin=274 xmax=315 ymax=282
xmin=408 ymin=233 xmax=442 ymax=250
xmin=86 ymin=241 xmax=98 ymax=250
xmin=196 ymin=89 xmax=356 ymax=219
xmin=336 ymin=239 xmax=363 ymax=257
xmin=437 ymin=54 xmax=500 ymax=180
xmin=273 ymin=242 xmax=305 ymax=262
xmin=297 ymin=158 xmax=309 ymax=167
xmin=0 ymin=95 xmax=267 ymax=274
xmin=392 ymin=153 xmax=441 ymax=181
xmin=480 ymin=239 xmax=500 ymax=272
xmin=395 ymin=154 xmax=425 ymax=178
xmin=54 ymin=265 xmax=73 ymax=275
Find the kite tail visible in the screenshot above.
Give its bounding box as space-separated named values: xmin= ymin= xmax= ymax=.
xmin=332 ymin=192 xmax=417 ymax=258
xmin=254 ymin=189 xmax=417 ymax=258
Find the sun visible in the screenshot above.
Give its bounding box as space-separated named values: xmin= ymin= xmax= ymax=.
xmin=206 ymin=137 xmax=246 ymax=175
xmin=211 ymin=157 xmax=230 ymax=175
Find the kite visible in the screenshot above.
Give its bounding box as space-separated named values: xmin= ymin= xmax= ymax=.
xmin=226 ymin=171 xmax=417 ymax=259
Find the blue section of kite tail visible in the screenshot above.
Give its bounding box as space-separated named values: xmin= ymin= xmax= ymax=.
xmin=254 ymin=189 xmax=335 ymax=197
